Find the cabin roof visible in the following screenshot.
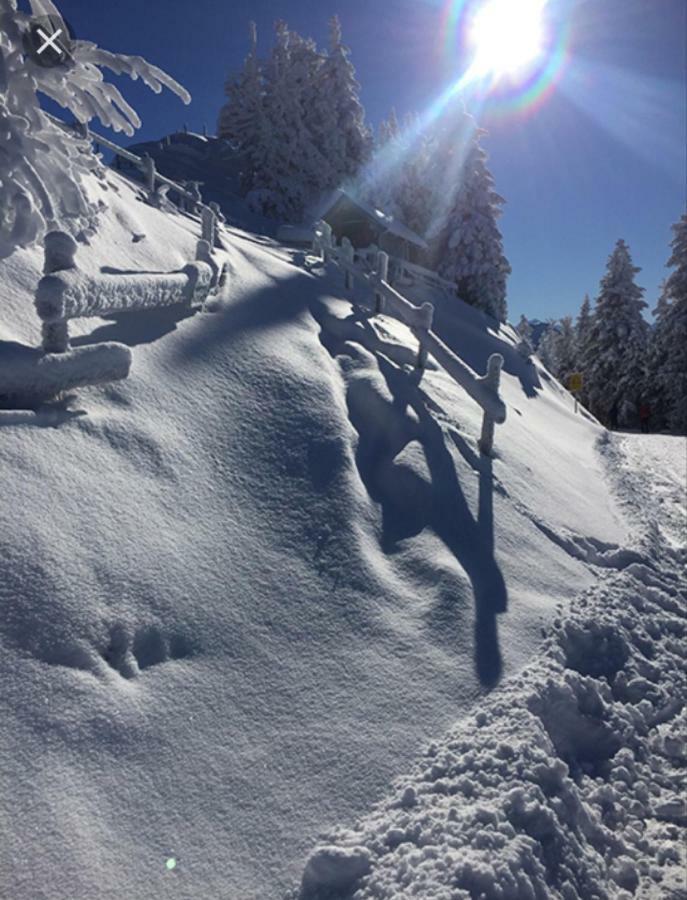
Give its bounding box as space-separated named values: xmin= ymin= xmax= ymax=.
xmin=314 ymin=189 xmax=428 ymax=251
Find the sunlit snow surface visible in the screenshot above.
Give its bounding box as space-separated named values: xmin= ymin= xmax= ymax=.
xmin=0 ymin=172 xmax=682 ymax=900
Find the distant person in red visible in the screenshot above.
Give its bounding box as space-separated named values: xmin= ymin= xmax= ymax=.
xmin=639 ymin=402 xmax=651 ymax=434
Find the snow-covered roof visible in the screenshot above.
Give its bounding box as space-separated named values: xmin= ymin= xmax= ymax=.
xmin=314 ymin=189 xmax=428 ymax=251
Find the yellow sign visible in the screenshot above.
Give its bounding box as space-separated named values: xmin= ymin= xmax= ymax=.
xmin=568 ymin=372 xmax=583 ymax=392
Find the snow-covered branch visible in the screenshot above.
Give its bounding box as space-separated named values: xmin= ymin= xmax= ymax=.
xmin=0 ymin=0 xmax=190 ymax=252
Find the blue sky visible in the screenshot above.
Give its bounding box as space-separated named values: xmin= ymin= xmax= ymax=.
xmin=27 ymin=0 xmax=686 ymax=322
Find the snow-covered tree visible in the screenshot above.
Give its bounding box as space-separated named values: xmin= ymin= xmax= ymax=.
xmin=0 ymin=0 xmax=189 ymax=254
xmin=584 ymin=239 xmax=649 ymax=426
xmin=247 ymin=21 xmax=327 ymax=220
xmin=649 ymin=215 xmax=687 ymax=433
xmin=427 ymin=121 xmax=511 ymax=321
xmin=574 ymin=294 xmax=593 ymax=406
xmin=514 ymin=314 xmax=534 ymax=358
xmin=516 ymin=314 xmax=532 ymax=343
xmin=217 ymin=22 xmax=265 ymax=193
xmin=536 ymin=321 xmax=559 ymax=372
xmin=554 ymin=316 xmax=577 ymax=387
xmin=320 ymin=16 xmax=371 ymax=183
xmin=220 ymin=17 xmax=369 ymax=221
xmin=377 ymin=108 xmax=400 ymax=147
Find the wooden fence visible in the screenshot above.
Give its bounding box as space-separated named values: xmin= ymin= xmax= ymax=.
xmin=35 ymin=231 xmax=214 ymax=353
xmin=313 ymin=222 xmax=506 ymax=455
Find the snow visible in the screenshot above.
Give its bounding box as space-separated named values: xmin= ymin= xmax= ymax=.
xmin=298 ymin=433 xmax=687 ymax=900
xmin=0 ymin=167 xmax=683 ymax=900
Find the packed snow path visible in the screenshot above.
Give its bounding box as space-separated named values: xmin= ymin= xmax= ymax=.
xmin=297 ymin=431 xmax=687 ymax=900
xmin=0 ymin=174 xmax=678 ymax=900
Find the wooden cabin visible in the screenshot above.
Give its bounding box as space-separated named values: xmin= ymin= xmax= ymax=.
xmin=316 ymin=190 xmax=428 ymax=263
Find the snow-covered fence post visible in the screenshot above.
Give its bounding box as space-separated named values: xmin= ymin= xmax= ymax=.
xmin=311 ymin=229 xmax=323 ymax=260
xmin=209 ymin=202 xmax=226 ymax=228
xmin=201 ymin=206 xmax=217 ymax=246
xmin=415 ymin=302 xmax=435 ymax=369
xmin=341 ymin=237 xmax=355 ymax=290
xmin=141 ymin=153 xmax=156 ymax=198
xmin=196 ymin=239 xmax=221 ymax=293
xmin=375 ymin=251 xmax=389 ymax=314
xmin=183 ymin=181 xmax=202 ymax=215
xmin=41 ymin=231 xmax=78 ymax=353
xmin=321 ymin=222 xmax=333 ymax=262
xmin=479 ymin=353 xmax=504 ymax=456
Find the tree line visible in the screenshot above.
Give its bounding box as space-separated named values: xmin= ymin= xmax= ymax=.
xmin=517 ymin=217 xmax=686 ymax=434
xmin=218 ymin=19 xmax=511 ymax=322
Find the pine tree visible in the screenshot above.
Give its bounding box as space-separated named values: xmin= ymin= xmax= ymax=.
xmin=217 ymin=22 xmax=265 ymax=193
xmin=427 ymin=120 xmax=511 ymax=321
xmin=585 ymin=240 xmax=649 ymax=427
xmin=575 ymin=294 xmax=592 ymax=406
xmin=249 ymin=22 xmax=327 ymax=220
xmin=650 ymin=215 xmax=687 ymax=433
xmin=396 ymin=127 xmax=434 ymax=237
xmin=514 ymin=314 xmax=534 ymax=357
xmin=516 ymin=314 xmax=533 ymax=343
xmin=320 ymin=16 xmax=371 ymax=183
xmin=555 ymin=316 xmax=577 ymax=387
xmin=364 ymin=112 xmax=402 ymax=219
xmin=537 ymin=321 xmax=559 ymax=372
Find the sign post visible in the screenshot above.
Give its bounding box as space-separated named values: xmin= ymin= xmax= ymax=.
xmin=568 ymin=372 xmax=583 ymax=413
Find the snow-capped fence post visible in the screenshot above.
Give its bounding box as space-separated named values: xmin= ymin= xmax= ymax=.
xmin=478 ymin=353 xmax=504 ymax=456
xmin=41 ymin=231 xmax=78 ymax=352
xmin=415 ymin=302 xmax=435 ymax=369
xmin=195 ymin=239 xmax=221 ymax=294
xmin=341 ymin=237 xmax=355 ymax=290
xmin=201 ymin=206 xmax=217 ymax=246
xmin=311 ymin=221 xmax=324 ymax=260
xmin=140 ymin=153 xmax=156 ymax=198
xmin=209 ymin=202 xmax=226 ymax=228
xmin=375 ymin=251 xmax=389 ymax=313
xmin=182 ymin=181 xmax=202 ymax=214
xmin=321 ymin=222 xmax=333 ymax=262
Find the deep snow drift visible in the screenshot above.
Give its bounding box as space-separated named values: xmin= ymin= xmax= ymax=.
xmin=0 ymin=169 xmax=682 ymax=900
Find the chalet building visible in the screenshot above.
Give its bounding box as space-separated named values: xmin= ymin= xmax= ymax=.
xmin=315 ymin=190 xmax=428 ymax=264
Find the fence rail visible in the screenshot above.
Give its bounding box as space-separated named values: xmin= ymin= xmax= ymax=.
xmin=313 ymin=222 xmax=506 ymax=455
xmin=35 ymin=231 xmax=214 ymax=353
xmin=46 ymin=114 xmax=214 ymax=213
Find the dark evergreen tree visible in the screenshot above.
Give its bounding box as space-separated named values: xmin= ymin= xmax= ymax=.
xmin=584 ymin=240 xmax=649 ymax=427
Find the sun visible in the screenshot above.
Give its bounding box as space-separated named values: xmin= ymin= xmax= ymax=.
xmin=468 ymin=0 xmax=548 ymax=80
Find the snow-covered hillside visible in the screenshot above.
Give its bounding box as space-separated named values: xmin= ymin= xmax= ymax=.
xmin=0 ymin=170 xmax=683 ymax=900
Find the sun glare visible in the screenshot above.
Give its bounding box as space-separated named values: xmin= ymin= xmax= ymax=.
xmin=469 ymin=0 xmax=548 ymax=80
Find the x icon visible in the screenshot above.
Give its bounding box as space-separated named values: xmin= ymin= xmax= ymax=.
xmin=37 ymin=26 xmax=64 ymax=56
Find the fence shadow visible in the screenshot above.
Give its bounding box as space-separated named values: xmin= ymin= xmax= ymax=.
xmin=71 ymin=304 xmax=196 ymax=348
xmin=320 ymin=306 xmax=507 ymax=687
xmin=430 ymin=302 xmax=542 ymax=400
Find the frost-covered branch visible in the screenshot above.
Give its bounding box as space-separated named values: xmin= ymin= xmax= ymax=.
xmin=0 ymin=0 xmax=190 ymax=253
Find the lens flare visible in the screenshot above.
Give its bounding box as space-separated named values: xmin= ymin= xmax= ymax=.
xmin=469 ymin=0 xmax=547 ymax=78
xmin=438 ymin=0 xmax=570 ymax=120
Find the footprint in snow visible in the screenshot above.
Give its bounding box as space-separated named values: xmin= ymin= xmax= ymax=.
xmin=101 ymin=624 xmax=195 ymax=679
xmin=42 ymin=624 xmax=195 ymax=679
